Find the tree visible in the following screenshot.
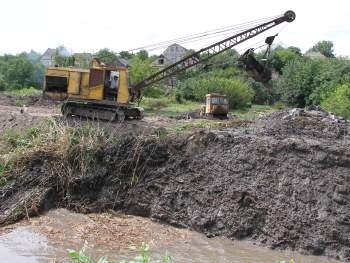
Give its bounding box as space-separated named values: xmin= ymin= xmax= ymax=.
xmin=26 ymin=50 xmax=42 ymax=62
xmin=5 ymin=56 xmax=35 ymax=89
xmin=129 ymin=56 xmax=157 ymax=85
xmin=54 ymin=46 xmax=75 ymax=67
xmin=0 ymin=52 xmax=45 ymax=90
xmin=321 ymin=84 xmax=350 ymax=119
xmin=136 ymin=50 xmax=149 ymax=61
xmin=310 ymin=40 xmax=335 ymax=58
xmin=206 ymin=49 xmax=240 ymax=69
xmin=270 ymin=46 xmax=302 ymax=73
xmin=276 ymin=57 xmax=350 ymax=107
xmin=94 ymin=48 xmax=117 ymax=65
xmin=119 ymin=51 xmax=133 ymax=60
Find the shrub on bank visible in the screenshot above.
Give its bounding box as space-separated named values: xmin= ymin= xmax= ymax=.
xmin=176 ymin=77 xmax=254 ymax=109
xmin=321 ymin=84 xmax=350 ymax=119
xmin=142 ymin=85 xmax=165 ymax=98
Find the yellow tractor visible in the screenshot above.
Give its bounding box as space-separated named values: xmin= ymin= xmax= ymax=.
xmin=44 ymin=59 xmax=143 ymax=121
xmin=43 ymin=11 xmax=295 ymax=121
xmin=200 ymin=93 xmax=229 ymax=119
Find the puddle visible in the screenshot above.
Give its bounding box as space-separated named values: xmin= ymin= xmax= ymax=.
xmin=0 ymin=227 xmax=52 ymax=262
xmin=0 ymin=209 xmax=342 ymax=263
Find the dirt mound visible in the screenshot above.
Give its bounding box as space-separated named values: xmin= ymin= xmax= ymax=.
xmin=0 ymin=95 xmax=58 ymax=107
xmin=1 ymin=109 xmax=350 ymax=261
xmin=0 ymin=94 xmax=62 ymax=134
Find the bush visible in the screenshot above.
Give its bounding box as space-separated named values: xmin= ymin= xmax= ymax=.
xmin=141 ymin=98 xmax=169 ymax=111
xmin=321 ymin=84 xmax=350 ymax=119
xmin=142 ymin=86 xmax=165 ymax=98
xmin=176 ymin=77 xmax=254 ymax=109
xmin=174 ymin=90 xmax=183 ymax=104
xmin=248 ymin=79 xmax=274 ymax=104
xmin=277 ymin=57 xmax=350 ymax=107
xmin=272 ymin=101 xmax=286 ymax=110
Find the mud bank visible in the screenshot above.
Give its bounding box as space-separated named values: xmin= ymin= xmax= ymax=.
xmin=1 ymin=108 xmax=350 ymax=261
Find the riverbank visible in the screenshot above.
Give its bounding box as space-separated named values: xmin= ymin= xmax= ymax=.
xmin=0 ymin=103 xmax=349 ymax=261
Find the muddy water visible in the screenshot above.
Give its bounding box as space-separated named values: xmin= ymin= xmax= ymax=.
xmin=0 ymin=209 xmax=341 ymax=263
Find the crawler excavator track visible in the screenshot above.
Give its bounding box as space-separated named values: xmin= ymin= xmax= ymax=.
xmin=61 ymin=100 xmax=144 ymax=121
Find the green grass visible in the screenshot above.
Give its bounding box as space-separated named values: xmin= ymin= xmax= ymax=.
xmin=169 ymin=120 xmax=213 ymax=133
xmin=140 ymin=97 xmax=202 ymax=116
xmin=231 ymin=104 xmax=276 ymax=120
xmin=2 ymin=87 xmax=42 ymax=97
xmin=140 ymin=97 xmax=276 ymax=121
xmin=68 ymin=242 xmax=171 ymax=263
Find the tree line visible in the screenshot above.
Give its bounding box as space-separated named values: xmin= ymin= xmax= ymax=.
xmin=0 ymin=51 xmax=44 ymax=91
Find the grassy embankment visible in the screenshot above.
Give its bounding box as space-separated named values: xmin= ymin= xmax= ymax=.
xmin=140 ymin=97 xmax=275 ymax=119
xmin=140 ymin=97 xmax=276 ymax=132
xmin=1 ymin=87 xmax=42 ymax=97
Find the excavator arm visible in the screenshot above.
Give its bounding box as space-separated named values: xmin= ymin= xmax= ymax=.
xmin=132 ymin=10 xmax=295 ymax=95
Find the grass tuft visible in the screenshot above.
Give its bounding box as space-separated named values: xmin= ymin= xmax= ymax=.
xmin=3 ymin=87 xmax=42 ymax=97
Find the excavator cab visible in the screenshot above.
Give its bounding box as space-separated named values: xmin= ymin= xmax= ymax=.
xmin=103 ymin=70 xmax=119 ymax=101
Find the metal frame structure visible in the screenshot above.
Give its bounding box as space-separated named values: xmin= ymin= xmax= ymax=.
xmin=133 ymin=10 xmax=295 ymax=91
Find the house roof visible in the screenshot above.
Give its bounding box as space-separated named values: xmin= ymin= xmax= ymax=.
xmin=106 ymin=57 xmax=129 ymax=68
xmin=40 ymin=48 xmax=56 ymax=59
xmin=167 ymin=43 xmax=187 ymax=50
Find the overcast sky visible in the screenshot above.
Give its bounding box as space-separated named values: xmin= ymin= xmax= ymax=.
xmin=1 ymin=0 xmax=349 ymax=56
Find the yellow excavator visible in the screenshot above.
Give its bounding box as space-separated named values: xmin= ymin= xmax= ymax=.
xmin=44 ymin=59 xmax=140 ymax=121
xmin=43 ymin=11 xmax=295 ymax=121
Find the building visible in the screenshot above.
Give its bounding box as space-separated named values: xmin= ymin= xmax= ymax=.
xmin=163 ymin=43 xmax=187 ymax=64
xmin=154 ymin=44 xmax=188 ymax=68
xmin=40 ymin=48 xmax=56 ymax=67
xmin=153 ymin=43 xmax=199 ymax=87
xmin=40 ymin=48 xmax=95 ymax=68
xmin=106 ymin=57 xmax=130 ymax=68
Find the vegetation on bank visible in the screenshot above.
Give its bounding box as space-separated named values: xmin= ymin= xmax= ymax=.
xmin=68 ymin=243 xmax=171 ymax=263
xmin=67 ymin=243 xmax=293 ymax=263
xmin=0 ymin=118 xmax=115 ymax=189
xmin=2 ymin=86 xmax=42 ymax=97
xmin=0 ymin=101 xmax=274 ymax=187
xmin=139 ymin=97 xmax=201 ymax=116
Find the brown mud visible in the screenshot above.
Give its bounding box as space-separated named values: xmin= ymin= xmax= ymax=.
xmin=0 ymin=95 xmax=189 ymax=135
xmin=1 ymin=100 xmax=350 ymax=261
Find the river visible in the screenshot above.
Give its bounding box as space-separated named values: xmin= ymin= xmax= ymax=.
xmin=0 ymin=209 xmax=341 ymax=263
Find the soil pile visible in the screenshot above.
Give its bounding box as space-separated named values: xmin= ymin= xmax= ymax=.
xmin=0 ymin=95 xmax=58 ymax=107
xmin=1 ymin=108 xmax=349 ymax=261
xmin=0 ymin=95 xmax=60 ymax=134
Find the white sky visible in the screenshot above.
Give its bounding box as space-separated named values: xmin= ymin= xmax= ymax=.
xmin=1 ymin=0 xmax=349 ymax=56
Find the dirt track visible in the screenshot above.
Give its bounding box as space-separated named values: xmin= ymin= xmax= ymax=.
xmin=0 ymin=96 xmax=60 ymax=134
xmin=0 ymin=95 xmax=184 ymax=136
xmin=1 ymin=95 xmax=350 ymax=261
